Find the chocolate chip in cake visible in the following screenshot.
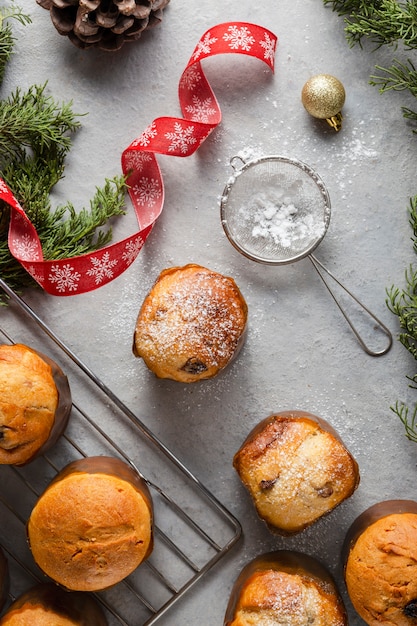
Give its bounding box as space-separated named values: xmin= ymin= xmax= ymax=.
xmin=180 ymin=357 xmax=208 ymax=374
xmin=316 ymin=482 xmax=334 ymax=498
xmin=259 ymin=477 xmax=279 ymax=491
xmin=404 ymin=600 xmax=417 ymax=618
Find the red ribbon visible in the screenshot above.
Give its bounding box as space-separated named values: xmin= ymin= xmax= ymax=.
xmin=3 ymin=22 xmax=277 ymax=295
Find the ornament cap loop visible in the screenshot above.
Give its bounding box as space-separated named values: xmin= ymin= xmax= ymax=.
xmin=326 ymin=112 xmax=343 ymax=132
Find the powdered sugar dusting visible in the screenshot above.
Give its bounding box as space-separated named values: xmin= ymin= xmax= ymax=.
xmin=236 ymin=569 xmax=345 ymax=624
xmin=134 ymin=267 xmax=247 ymax=378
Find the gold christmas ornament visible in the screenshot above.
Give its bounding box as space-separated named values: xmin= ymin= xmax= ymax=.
xmin=301 ymin=74 xmax=346 ymax=131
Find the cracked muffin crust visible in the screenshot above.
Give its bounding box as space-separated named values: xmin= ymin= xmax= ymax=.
xmin=233 ymin=410 xmax=360 ymax=535
xmin=27 ymin=456 xmax=153 ymax=591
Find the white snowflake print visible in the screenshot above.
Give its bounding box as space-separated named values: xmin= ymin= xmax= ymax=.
xmin=11 ymin=233 xmax=40 ymax=261
xmin=259 ymin=32 xmax=276 ymax=66
xmin=49 ymin=264 xmax=81 ymax=293
xmin=180 ymin=65 xmax=203 ymax=92
xmin=185 ymin=95 xmax=217 ymax=123
xmin=11 ymin=211 xmax=27 ymax=227
xmin=0 ymin=179 xmax=9 ymax=194
xmin=122 ymin=236 xmax=144 ymax=266
xmin=135 ymin=121 xmax=158 ymax=147
xmin=192 ymin=31 xmax=218 ymax=60
xmin=133 ymin=177 xmax=161 ymax=206
xmin=124 ymin=150 xmax=153 ymax=173
xmin=223 ymin=25 xmax=255 ymax=51
xmin=28 ymin=266 xmax=45 ymax=283
xmin=87 ymin=251 xmax=118 ymax=285
xmin=165 ymin=122 xmax=197 ymax=154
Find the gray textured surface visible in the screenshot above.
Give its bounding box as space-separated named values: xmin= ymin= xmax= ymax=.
xmin=3 ymin=0 xmax=417 ymax=623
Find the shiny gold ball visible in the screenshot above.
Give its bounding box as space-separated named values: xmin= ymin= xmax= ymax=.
xmin=301 ymin=74 xmax=345 ymax=120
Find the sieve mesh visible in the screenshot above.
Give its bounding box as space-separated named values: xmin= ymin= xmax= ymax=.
xmin=220 ymin=155 xmax=331 ymax=264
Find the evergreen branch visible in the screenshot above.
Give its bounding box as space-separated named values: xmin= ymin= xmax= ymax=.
xmin=0 ymin=84 xmax=81 ymax=166
xmin=0 ymin=1 xmax=31 ymax=26
xmin=402 ymin=106 xmax=417 ymax=124
xmin=386 ymin=196 xmax=417 ymax=437
xmin=39 ymin=176 xmax=127 ymax=260
xmin=371 ymin=58 xmax=417 ymax=97
xmin=3 ymin=146 xmax=71 ymax=226
xmin=386 ymin=196 xmax=417 ymax=357
xmin=0 ymin=21 xmax=14 ymax=83
xmin=410 ymin=193 xmax=417 ymax=239
xmin=323 ymin=0 xmax=384 ymax=17
xmin=391 ymin=401 xmax=417 ymax=442
xmin=387 ymin=277 xmax=417 ymax=360
xmin=370 ymin=59 xmax=417 ymax=130
xmin=0 ymin=3 xmax=31 ymax=85
xmin=340 ymin=1 xmax=417 ymax=49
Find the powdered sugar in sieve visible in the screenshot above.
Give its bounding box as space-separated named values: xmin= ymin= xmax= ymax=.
xmin=220 ymin=154 xmax=392 ymax=356
xmin=221 ymin=155 xmax=331 ymax=264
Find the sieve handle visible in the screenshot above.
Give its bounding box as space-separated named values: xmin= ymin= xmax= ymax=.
xmin=308 ymin=254 xmax=393 ymax=356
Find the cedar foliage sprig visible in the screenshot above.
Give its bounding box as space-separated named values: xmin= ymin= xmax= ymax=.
xmin=323 ymin=0 xmax=417 ymax=130
xmin=370 ymin=58 xmax=417 ymax=125
xmin=386 ymin=195 xmax=417 ymax=440
xmin=0 ymin=2 xmax=30 ymax=83
xmin=0 ymin=3 xmax=127 ymax=297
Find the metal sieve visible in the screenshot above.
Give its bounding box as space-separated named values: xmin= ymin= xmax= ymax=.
xmin=220 ymin=154 xmax=392 ymax=356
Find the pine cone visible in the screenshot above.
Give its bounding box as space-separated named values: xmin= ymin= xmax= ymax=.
xmin=37 ymin=0 xmax=170 ymax=51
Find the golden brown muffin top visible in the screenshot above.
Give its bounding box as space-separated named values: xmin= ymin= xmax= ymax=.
xmin=0 ymin=582 xmax=107 ymax=625
xmin=345 ymin=512 xmax=417 ymax=626
xmin=28 ymin=460 xmax=153 ymax=592
xmin=0 ymin=344 xmax=58 ymax=465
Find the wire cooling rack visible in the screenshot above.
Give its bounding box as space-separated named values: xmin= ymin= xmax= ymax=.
xmin=0 ymin=278 xmax=242 ymax=625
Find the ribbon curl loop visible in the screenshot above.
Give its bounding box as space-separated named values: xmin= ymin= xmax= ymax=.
xmin=3 ymin=22 xmax=277 ymax=295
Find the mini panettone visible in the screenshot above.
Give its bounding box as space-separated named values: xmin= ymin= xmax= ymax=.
xmin=343 ymin=499 xmax=417 ymax=626
xmin=224 ymin=551 xmax=348 ymax=626
xmin=133 ymin=264 xmax=248 ymax=383
xmin=27 ymin=456 xmax=154 ymax=592
xmin=233 ymin=410 xmax=359 ymax=535
xmin=0 ymin=343 xmax=72 ymax=466
xmin=0 ymin=583 xmax=107 ymax=625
